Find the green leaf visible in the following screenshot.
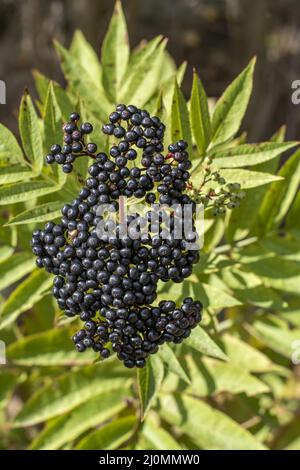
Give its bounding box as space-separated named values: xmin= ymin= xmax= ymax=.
xmin=0 ymin=269 xmax=52 ymax=330
xmin=185 ymin=326 xmax=229 ymax=361
xmin=0 ymin=245 xmax=14 ymax=263
xmin=162 ymin=61 xmax=187 ymax=113
xmin=202 ymin=217 xmax=225 ymax=252
xmin=272 ymin=418 xmax=300 ymax=450
xmin=211 ymin=58 xmax=256 ymax=145
xmin=239 ymin=284 xmax=286 ymax=310
xmin=0 ymin=165 xmax=33 ymax=184
xmin=287 ymin=191 xmax=300 ymax=228
xmin=0 ymin=123 xmax=24 ymax=164
xmin=19 ymin=91 xmax=43 ymax=173
xmin=248 ymin=320 xmax=300 ymax=359
xmin=75 ymin=415 xmax=136 ymax=450
xmin=171 ymin=81 xmax=192 ymax=150
xmin=185 ymin=356 xmax=269 ymax=396
xmin=263 ymin=233 xmax=300 ymax=261
xmin=142 ymin=414 xmax=182 ymax=450
xmin=220 ymin=168 xmax=283 ymax=189
xmin=14 ymin=362 xmax=131 ymax=427
xmin=212 ymin=142 xmax=298 ymax=168
xmin=52 ymin=83 xmax=74 ymax=122
xmin=137 ymin=355 xmax=164 ymax=421
xmin=43 ymin=82 xmax=67 ymax=185
xmin=238 ymin=248 xmax=300 ymax=294
xmin=33 ymin=70 xmax=74 ymax=121
xmin=30 ymin=389 xmax=130 ymax=450
xmin=7 ymin=327 xmax=97 ymax=366
xmin=7 ymin=201 xmax=62 ymax=226
xmin=192 ymin=282 xmax=242 ymax=310
xmin=101 ymin=0 xmax=129 ymax=102
xmin=44 ymin=82 xmax=63 ymax=150
xmin=0 ymin=180 xmax=60 ymax=205
xmin=120 ymin=36 xmax=162 ymax=104
xmin=0 ymin=372 xmax=20 ymax=409
xmin=190 ymin=71 xmax=211 ymax=156
xmin=32 ymin=69 xmax=50 ymax=106
xmin=225 ymin=126 xmax=286 ymax=241
xmin=221 ymin=333 xmax=277 ymax=373
xmin=123 ymin=39 xmax=167 ymax=107
xmin=54 ymin=41 xmax=110 ymax=120
xmin=258 ymin=149 xmax=300 ymax=234
xmin=70 ymin=30 xmax=102 ymax=85
xmin=158 ymin=344 xmax=191 ymax=384
xmin=221 ymin=268 xmax=287 ymax=310
xmin=159 ymin=394 xmax=266 ymax=450
xmin=278 ymin=297 xmax=300 ymax=327
xmin=158 ymin=49 xmax=177 ymax=83
xmin=0 ymin=253 xmax=35 ymax=291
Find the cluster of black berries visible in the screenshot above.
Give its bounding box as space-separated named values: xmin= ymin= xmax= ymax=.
xmin=72 ymin=298 xmax=201 ymax=368
xmin=32 ymin=106 xmax=202 ymax=368
xmin=45 ymin=112 xmax=96 ymax=173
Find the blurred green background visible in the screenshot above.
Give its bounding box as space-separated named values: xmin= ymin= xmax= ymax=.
xmin=1 ymin=0 xmax=300 ymax=140
xmin=0 ymin=0 xmax=300 ymax=451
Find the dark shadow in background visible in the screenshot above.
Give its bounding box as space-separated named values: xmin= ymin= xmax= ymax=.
xmin=0 ymin=0 xmax=300 ymax=141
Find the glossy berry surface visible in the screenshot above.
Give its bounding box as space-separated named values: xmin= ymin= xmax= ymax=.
xmin=33 ymin=105 xmax=203 ymax=368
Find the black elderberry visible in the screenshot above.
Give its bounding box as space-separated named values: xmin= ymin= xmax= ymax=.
xmin=126 ymin=149 xmax=137 ymax=160
xmin=81 ymin=122 xmax=93 ymax=134
xmin=121 ymin=109 xmax=131 ymax=120
xmin=114 ymin=126 xmax=126 ymax=138
xmin=87 ymin=143 xmax=97 ymax=154
xmin=55 ymin=153 xmax=66 ymax=164
xmin=70 ymin=112 xmax=80 ymax=122
xmin=64 ymin=123 xmax=76 ymax=134
xmin=62 ymin=163 xmax=73 ymax=173
xmin=109 ymin=112 xmax=121 ymax=123
xmin=46 ymin=154 xmax=55 ymax=164
xmin=51 ymin=144 xmax=61 ymax=154
xmin=102 ymin=124 xmax=115 ymax=135
xmin=72 ymin=142 xmax=83 ymax=153
xmin=33 ymin=106 xmax=203 ymax=368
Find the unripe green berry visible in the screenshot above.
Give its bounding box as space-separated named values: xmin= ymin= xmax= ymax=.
xmin=237 ymin=191 xmax=246 ymax=199
xmin=217 ymin=195 xmax=226 ymax=203
xmin=226 ymin=183 xmax=235 ymax=192
xmin=200 ymin=195 xmax=209 ymax=205
xmin=232 ymin=182 xmax=241 ymax=191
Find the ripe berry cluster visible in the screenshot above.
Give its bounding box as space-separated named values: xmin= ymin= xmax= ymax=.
xmin=32 ymin=105 xmax=202 ymax=368
xmin=45 ymin=112 xmax=96 ymax=174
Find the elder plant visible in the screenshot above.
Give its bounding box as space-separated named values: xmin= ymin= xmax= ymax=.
xmin=0 ymin=0 xmax=300 ymax=451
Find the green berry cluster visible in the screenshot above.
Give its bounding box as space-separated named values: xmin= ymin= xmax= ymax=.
xmin=188 ymin=161 xmax=246 ymax=216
